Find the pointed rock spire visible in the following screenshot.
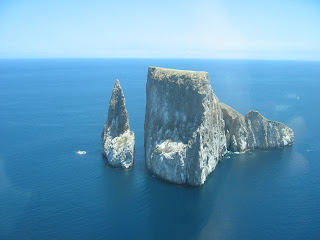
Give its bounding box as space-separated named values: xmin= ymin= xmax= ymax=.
xmin=102 ymin=79 xmax=135 ymax=169
xmin=106 ymin=79 xmax=130 ymax=137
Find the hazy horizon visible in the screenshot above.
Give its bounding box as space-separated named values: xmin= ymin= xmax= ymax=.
xmin=1 ymin=0 xmax=319 ymax=60
xmin=1 ymin=57 xmax=320 ymax=62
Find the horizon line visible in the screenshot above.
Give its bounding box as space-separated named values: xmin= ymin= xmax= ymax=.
xmin=0 ymin=57 xmax=319 ymax=62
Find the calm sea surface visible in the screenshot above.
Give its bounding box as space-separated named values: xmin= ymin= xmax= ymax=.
xmin=0 ymin=59 xmax=320 ymax=239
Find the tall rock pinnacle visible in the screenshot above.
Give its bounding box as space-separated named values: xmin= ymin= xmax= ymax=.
xmin=102 ymin=79 xmax=135 ymax=169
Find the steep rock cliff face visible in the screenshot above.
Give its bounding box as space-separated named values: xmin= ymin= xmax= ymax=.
xmin=144 ymin=67 xmax=226 ymax=186
xmin=220 ymin=103 xmax=294 ymax=152
xmin=102 ymin=80 xmax=135 ymax=169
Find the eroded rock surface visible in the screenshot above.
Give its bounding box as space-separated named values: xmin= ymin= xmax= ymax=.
xmin=221 ymin=103 xmax=294 ymax=152
xmin=245 ymin=110 xmax=294 ymax=149
xmin=102 ymin=80 xmax=135 ymax=169
xmin=144 ymin=67 xmax=226 ymax=186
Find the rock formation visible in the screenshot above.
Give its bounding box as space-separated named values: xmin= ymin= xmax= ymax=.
xmin=220 ymin=103 xmax=250 ymax=152
xmin=144 ymin=67 xmax=226 ymax=186
xmin=102 ymin=79 xmax=135 ymax=169
xmin=221 ymin=103 xmax=294 ymax=152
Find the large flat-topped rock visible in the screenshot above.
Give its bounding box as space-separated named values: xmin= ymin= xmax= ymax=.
xmin=145 ymin=67 xmax=226 ymax=186
xmin=148 ymin=67 xmax=210 ymax=93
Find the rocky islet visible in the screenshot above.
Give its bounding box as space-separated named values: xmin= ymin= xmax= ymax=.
xmin=144 ymin=67 xmax=227 ymax=186
xmin=102 ymin=79 xmax=135 ymax=169
xmin=103 ymin=67 xmax=294 ymax=185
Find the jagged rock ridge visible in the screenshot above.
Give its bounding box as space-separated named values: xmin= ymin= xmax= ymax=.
xmin=221 ymin=103 xmax=294 ymax=152
xmin=102 ymin=79 xmax=135 ymax=169
xmin=144 ymin=67 xmax=226 ymax=186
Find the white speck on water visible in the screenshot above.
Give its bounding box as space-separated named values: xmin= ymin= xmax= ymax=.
xmin=77 ymin=150 xmax=87 ymax=155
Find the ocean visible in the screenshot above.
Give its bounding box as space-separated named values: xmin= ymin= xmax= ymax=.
xmin=0 ymin=59 xmax=319 ymax=239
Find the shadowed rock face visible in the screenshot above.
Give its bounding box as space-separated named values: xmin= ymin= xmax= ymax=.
xmin=102 ymin=80 xmax=135 ymax=169
xmin=221 ymin=103 xmax=294 ymax=152
xmin=144 ymin=67 xmax=226 ymax=186
xmin=105 ymin=80 xmax=130 ymax=137
xmin=220 ymin=103 xmax=249 ymax=152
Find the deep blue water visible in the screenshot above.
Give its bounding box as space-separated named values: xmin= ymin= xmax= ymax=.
xmin=0 ymin=59 xmax=320 ymax=240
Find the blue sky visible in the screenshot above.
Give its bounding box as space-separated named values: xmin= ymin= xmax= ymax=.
xmin=0 ymin=0 xmax=319 ymax=59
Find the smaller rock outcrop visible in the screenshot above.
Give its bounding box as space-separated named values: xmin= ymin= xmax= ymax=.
xmin=221 ymin=103 xmax=294 ymax=152
xmin=245 ymin=110 xmax=294 ymax=149
xmin=102 ymin=80 xmax=135 ymax=169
